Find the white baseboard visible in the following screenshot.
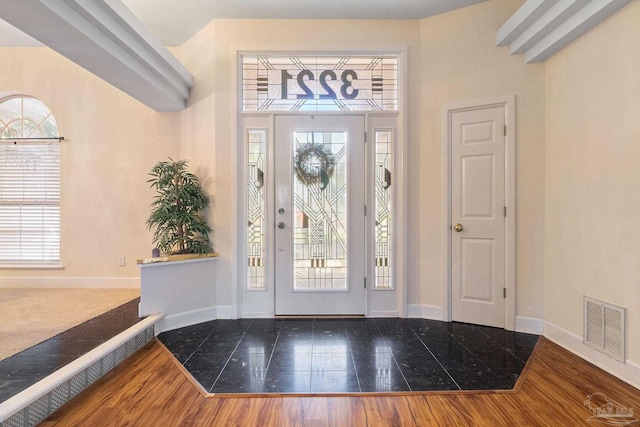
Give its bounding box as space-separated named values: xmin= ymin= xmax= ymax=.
xmin=216 ymin=305 xmax=234 ymax=319
xmin=155 ymin=306 xmax=217 ymax=334
xmin=369 ymin=311 xmax=400 ymax=318
xmin=153 ymin=305 xmax=240 ymax=334
xmin=515 ymin=316 xmax=544 ymax=334
xmin=544 ymin=320 xmax=640 ymax=390
xmin=407 ymin=304 xmax=443 ymax=320
xmin=240 ymin=311 xmax=273 ymax=318
xmin=0 ymin=276 xmax=140 ymax=289
xmin=406 ymin=306 xmax=543 ymax=335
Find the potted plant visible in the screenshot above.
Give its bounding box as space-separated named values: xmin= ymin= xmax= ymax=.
xmin=139 ymin=159 xmax=217 ymax=325
xmin=146 ymin=158 xmax=213 ymax=256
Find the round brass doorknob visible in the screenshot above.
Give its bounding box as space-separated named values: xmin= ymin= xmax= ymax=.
xmin=453 ymin=223 xmax=463 ymax=232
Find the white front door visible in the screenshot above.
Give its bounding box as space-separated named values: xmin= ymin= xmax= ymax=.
xmin=274 ymin=115 xmax=365 ymax=315
xmin=451 ymin=106 xmax=506 ymax=328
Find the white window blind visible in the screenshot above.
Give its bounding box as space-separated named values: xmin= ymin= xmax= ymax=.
xmin=0 ymin=142 xmax=60 ymax=262
xmin=0 ymin=93 xmax=61 ymax=264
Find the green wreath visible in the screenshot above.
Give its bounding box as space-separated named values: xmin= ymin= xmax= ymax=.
xmin=294 ymin=143 xmax=335 ymax=189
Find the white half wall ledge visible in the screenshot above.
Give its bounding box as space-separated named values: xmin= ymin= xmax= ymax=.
xmin=497 ymin=0 xmax=632 ymax=63
xmin=0 ymin=313 xmax=162 ymax=424
xmin=0 ymin=0 xmax=193 ymax=112
xmin=138 ymin=256 xmax=218 ymax=321
xmin=544 ymin=320 xmax=640 ymax=390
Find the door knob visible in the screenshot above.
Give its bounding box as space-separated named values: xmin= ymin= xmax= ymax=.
xmin=278 ymin=222 xmax=285 ymax=229
xmin=453 ymin=223 xmax=463 ymax=232
xmin=278 ymin=208 xmax=285 ymax=214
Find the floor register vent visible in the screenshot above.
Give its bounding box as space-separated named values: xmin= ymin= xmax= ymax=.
xmin=584 ymin=296 xmax=626 ymax=362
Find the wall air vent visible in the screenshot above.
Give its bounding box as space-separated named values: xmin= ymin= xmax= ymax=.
xmin=584 ymin=296 xmax=626 ymax=362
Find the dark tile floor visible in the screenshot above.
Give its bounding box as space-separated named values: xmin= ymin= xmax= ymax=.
xmin=158 ymin=318 xmax=539 ymax=394
xmin=0 ymin=298 xmax=141 ymax=403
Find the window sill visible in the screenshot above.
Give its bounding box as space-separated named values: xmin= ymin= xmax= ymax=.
xmin=0 ymin=263 xmax=65 ymax=270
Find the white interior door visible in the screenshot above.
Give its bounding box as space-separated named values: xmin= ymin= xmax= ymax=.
xmin=451 ymin=107 xmax=505 ymax=328
xmin=275 ymin=115 xmax=365 ymax=315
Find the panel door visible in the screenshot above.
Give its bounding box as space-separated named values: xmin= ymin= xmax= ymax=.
xmin=451 ymin=107 xmax=505 ymax=328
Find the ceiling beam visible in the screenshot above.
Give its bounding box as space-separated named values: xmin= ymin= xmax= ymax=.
xmin=0 ymin=0 xmax=192 ymax=112
xmin=509 ymin=0 xmax=588 ymax=54
xmin=495 ymin=0 xmax=553 ymax=46
xmin=497 ymin=0 xmax=632 ymax=63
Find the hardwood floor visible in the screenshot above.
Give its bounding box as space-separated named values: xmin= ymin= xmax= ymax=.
xmin=42 ymin=337 xmax=640 ymax=426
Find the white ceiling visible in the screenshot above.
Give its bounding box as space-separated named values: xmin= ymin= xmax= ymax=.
xmin=0 ymin=0 xmax=487 ymax=47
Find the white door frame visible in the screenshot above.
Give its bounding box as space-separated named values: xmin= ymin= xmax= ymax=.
xmin=235 ymin=50 xmax=408 ymax=319
xmin=237 ymin=112 xmax=407 ymax=318
xmin=442 ymin=96 xmax=516 ymax=330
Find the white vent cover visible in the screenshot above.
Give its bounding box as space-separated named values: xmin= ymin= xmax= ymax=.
xmin=584 ymin=296 xmax=626 ymax=362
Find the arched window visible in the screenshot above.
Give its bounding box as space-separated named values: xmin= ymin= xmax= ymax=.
xmin=0 ymin=94 xmax=61 ymax=264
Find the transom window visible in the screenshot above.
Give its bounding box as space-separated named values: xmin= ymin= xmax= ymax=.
xmin=242 ymin=54 xmax=398 ymax=112
xmin=0 ymin=94 xmax=61 ymax=264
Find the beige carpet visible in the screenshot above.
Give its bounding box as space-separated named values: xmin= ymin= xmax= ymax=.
xmin=0 ymin=288 xmax=140 ymax=361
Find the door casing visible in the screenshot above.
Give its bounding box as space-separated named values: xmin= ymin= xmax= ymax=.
xmin=237 ymin=112 xmax=406 ymax=318
xmin=235 ymin=50 xmax=408 ymax=319
xmin=442 ymin=96 xmax=516 ymax=331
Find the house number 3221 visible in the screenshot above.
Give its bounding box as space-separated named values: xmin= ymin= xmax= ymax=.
xmin=281 ymin=69 xmax=360 ymax=100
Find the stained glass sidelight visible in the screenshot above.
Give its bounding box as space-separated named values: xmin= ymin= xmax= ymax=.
xmin=242 ymin=55 xmax=398 ymax=112
xmin=292 ymin=130 xmax=348 ymax=290
xmin=374 ymin=130 xmax=393 ymax=289
xmin=247 ymin=129 xmax=266 ymax=289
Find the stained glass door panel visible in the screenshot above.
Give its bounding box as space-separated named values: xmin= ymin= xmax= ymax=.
xmin=275 ymin=116 xmax=365 ymax=315
xmin=293 ymin=130 xmax=347 ymax=290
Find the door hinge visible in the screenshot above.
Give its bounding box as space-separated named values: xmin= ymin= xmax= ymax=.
xmin=364 ymin=277 xmax=367 ymax=288
xmin=503 ymin=288 xmax=507 ymax=298
xmin=504 ymin=125 xmax=507 ymax=136
xmin=364 ymin=132 xmax=367 ymax=143
xmin=504 ymin=206 xmax=507 ymax=217
xmin=364 ymin=204 xmax=367 ymax=216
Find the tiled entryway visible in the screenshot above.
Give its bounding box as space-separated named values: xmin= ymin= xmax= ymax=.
xmin=158 ymin=318 xmax=539 ymax=394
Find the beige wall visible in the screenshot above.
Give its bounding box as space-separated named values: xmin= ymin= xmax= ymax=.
xmin=175 ymin=0 xmax=546 ymax=319
xmin=1 ymin=0 xmax=546 ymax=324
xmin=0 ymin=48 xmax=180 ymax=285
xmin=545 ymin=1 xmax=640 ymax=364
xmin=4 ymin=0 xmax=638 ymax=385
xmin=177 ymin=19 xmax=423 ymax=308
xmin=417 ymin=0 xmax=546 ymax=318
xmin=174 ymin=22 xmax=221 ymax=299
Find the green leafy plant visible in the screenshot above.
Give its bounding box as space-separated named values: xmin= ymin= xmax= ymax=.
xmin=146 ymin=158 xmax=213 ymax=255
